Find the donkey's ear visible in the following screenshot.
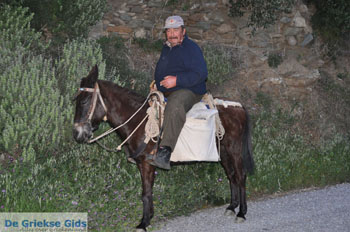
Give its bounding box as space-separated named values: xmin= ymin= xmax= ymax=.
xmin=87 ymin=65 xmax=99 ymax=84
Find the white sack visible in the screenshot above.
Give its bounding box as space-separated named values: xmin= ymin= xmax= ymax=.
xmin=170 ymin=102 xmax=220 ymax=162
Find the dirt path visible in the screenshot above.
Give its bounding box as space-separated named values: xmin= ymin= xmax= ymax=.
xmin=151 ymin=183 xmax=350 ymax=232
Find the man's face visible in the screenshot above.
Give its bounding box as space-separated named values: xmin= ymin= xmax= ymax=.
xmin=166 ymin=27 xmax=186 ymax=47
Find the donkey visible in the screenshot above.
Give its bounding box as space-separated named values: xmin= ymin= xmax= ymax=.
xmin=73 ymin=65 xmax=254 ymax=231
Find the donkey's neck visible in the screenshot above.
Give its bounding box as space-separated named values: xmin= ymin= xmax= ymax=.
xmin=98 ymin=80 xmax=147 ymax=139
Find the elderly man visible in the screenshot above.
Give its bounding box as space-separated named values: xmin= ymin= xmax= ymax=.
xmin=150 ymin=15 xmax=208 ymax=170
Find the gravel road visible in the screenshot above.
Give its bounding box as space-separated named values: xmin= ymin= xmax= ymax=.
xmin=152 ymin=183 xmax=350 ymax=232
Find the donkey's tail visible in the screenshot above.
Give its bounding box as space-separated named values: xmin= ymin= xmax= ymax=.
xmin=242 ymin=106 xmax=255 ymax=175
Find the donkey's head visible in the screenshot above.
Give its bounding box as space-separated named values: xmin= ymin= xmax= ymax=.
xmin=73 ymin=65 xmax=107 ymax=143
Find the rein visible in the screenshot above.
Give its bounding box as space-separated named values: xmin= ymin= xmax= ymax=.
xmin=80 ymin=85 xmax=164 ymax=151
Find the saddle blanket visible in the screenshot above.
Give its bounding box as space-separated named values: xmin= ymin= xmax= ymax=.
xmin=170 ymin=101 xmax=219 ymax=162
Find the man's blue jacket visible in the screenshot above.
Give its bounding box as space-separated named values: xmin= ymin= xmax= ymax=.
xmin=154 ymin=35 xmax=208 ymax=95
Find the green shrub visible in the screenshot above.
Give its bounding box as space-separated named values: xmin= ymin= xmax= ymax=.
xmin=229 ymin=0 xmax=295 ymax=30
xmin=97 ymin=36 xmax=153 ymax=95
xmin=255 ymin=91 xmax=273 ymax=110
xmin=133 ymin=38 xmax=163 ymax=53
xmin=268 ymin=52 xmax=283 ymax=68
xmin=0 ymin=5 xmax=109 ymax=161
xmin=0 ymin=56 xmax=63 ymax=161
xmin=96 ymin=36 xmax=129 ymax=81
xmin=0 ymin=5 xmax=47 ymax=72
xmin=306 ymin=0 xmax=350 ymax=60
xmin=4 ymin=0 xmax=107 ymax=42
xmin=55 ymin=39 xmax=107 ymax=97
xmin=308 ymin=0 xmax=350 ymax=41
xmin=248 ymin=106 xmax=350 ymax=194
xmin=0 ymin=5 xmax=52 ymax=159
xmin=203 ymin=44 xmax=238 ymax=85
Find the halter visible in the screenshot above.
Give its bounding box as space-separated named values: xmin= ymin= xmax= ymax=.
xmin=78 ymin=82 xmax=108 ymax=123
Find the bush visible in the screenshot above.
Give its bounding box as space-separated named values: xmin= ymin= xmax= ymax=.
xmin=307 ymin=0 xmax=350 ymax=59
xmin=96 ymin=36 xmax=129 ymax=82
xmin=132 ymin=38 xmax=163 ymax=53
xmin=1 ymin=56 xmax=63 ymax=161
xmin=3 ymin=0 xmax=107 ymax=42
xmin=0 ymin=5 xmax=52 ymax=159
xmin=203 ymin=44 xmax=239 ymax=85
xmin=268 ymin=52 xmax=283 ymax=68
xmin=55 ymin=39 xmax=107 ymax=97
xmin=97 ymin=36 xmax=153 ymax=95
xmin=0 ymin=5 xmax=109 ymax=162
xmin=250 ymin=114 xmax=350 ymax=194
xmin=0 ymin=5 xmax=47 ymax=71
xmin=229 ymin=0 xmax=295 ymax=30
xmin=308 ymin=0 xmax=350 ymax=41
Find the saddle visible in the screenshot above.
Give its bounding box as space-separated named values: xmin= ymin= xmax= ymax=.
xmin=144 ymin=91 xmax=242 ymax=162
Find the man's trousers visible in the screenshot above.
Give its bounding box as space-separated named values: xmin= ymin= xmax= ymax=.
xmin=160 ymin=89 xmax=203 ymax=151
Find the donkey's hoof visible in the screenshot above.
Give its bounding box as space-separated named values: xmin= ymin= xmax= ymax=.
xmin=224 ymin=209 xmax=236 ymax=216
xmin=235 ymin=216 xmax=246 ymax=223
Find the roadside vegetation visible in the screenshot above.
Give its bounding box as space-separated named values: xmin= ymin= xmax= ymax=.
xmin=0 ymin=2 xmax=349 ymax=231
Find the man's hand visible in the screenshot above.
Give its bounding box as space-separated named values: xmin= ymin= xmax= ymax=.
xmin=160 ymin=75 xmax=177 ymax=89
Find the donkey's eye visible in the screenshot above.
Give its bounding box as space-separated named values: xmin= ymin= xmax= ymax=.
xmin=81 ymin=97 xmax=90 ymax=105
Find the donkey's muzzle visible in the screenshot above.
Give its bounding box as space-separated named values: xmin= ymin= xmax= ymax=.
xmin=73 ymin=122 xmax=92 ymax=143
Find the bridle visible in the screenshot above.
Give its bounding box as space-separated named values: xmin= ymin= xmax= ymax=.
xmin=74 ymin=82 xmax=164 ymax=154
xmin=77 ymin=82 xmax=108 ymax=124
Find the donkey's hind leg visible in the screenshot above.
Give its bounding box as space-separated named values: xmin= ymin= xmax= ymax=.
xmin=235 ymin=173 xmax=247 ymax=223
xmin=220 ymin=149 xmax=239 ymax=217
xmin=221 ymin=140 xmax=247 ymax=222
xmin=231 ymin=146 xmax=248 ymax=222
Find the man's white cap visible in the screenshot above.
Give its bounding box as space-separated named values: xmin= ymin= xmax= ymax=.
xmin=164 ymin=15 xmax=184 ymax=29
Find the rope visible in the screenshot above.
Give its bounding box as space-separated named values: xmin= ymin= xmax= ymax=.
xmin=96 ymin=140 xmax=119 ymax=152
xmin=88 ymin=90 xmax=166 ymax=152
xmin=87 ymin=91 xmax=154 ymax=144
xmin=202 ymin=93 xmax=225 ymax=140
xmin=116 ymin=114 xmax=149 ymax=150
xmin=93 ymin=113 xmax=148 ymax=152
xmin=144 ymin=91 xmax=166 ymax=143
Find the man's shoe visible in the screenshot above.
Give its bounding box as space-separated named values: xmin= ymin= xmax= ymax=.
xmin=150 ymin=146 xmax=171 ymax=170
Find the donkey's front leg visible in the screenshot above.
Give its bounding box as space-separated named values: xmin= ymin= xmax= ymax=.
xmin=136 ymin=160 xmax=156 ymax=231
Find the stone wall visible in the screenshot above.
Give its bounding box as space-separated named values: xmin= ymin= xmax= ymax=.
xmin=89 ymin=0 xmax=322 ymax=100
xmin=90 ymin=0 xmax=314 ymax=46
